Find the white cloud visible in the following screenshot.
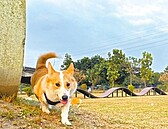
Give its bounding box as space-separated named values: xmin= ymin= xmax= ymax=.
xmin=128 ymin=18 xmax=154 ymax=26
xmin=109 ymin=0 xmax=168 ymax=26
xmin=119 ymin=4 xmax=161 ymax=17
xmin=41 ymin=0 xmax=98 ymax=21
xmin=43 ymin=0 xmax=93 ymax=11
xmin=28 ymin=0 xmax=168 ymax=26
xmin=157 ymin=27 xmax=168 ymax=33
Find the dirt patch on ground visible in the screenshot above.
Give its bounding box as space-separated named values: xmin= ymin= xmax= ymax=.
xmin=0 ymin=98 xmax=114 ymax=129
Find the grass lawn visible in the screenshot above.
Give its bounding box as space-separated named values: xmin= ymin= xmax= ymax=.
xmin=81 ymin=95 xmax=168 ymax=129
xmin=0 ymin=94 xmax=168 ymax=129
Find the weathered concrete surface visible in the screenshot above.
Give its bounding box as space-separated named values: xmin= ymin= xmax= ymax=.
xmin=0 ymin=0 xmax=26 ymax=97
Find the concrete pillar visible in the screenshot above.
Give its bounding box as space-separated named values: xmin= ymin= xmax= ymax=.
xmin=0 ymin=0 xmax=26 ymax=97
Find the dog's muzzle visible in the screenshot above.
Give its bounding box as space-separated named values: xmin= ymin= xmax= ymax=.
xmin=60 ymin=95 xmax=68 ymax=105
xmin=62 ymin=95 xmax=68 ymax=100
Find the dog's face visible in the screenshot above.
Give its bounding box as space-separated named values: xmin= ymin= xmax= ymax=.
xmin=45 ymin=62 xmax=77 ymax=105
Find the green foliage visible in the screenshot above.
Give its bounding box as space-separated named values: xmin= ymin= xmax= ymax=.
xmin=23 ymin=87 xmax=33 ymax=97
xmin=75 ymin=57 xmax=91 ymax=72
xmin=157 ymin=84 xmax=168 ymax=91
xmin=123 ymin=75 xmax=141 ymax=87
xmin=140 ymin=51 xmax=153 ymax=87
xmin=157 ymin=85 xmax=163 ymax=90
xmin=61 ymin=50 xmax=156 ymax=89
xmin=164 ymin=84 xmax=168 ymax=91
xmin=125 ymin=57 xmax=140 ymax=85
xmin=128 ymin=84 xmax=134 ymax=92
xmin=80 ymin=84 xmax=87 ymax=90
xmin=75 ymin=55 xmax=107 ymax=88
xmin=148 ymin=72 xmax=161 ymax=86
xmin=159 ymin=70 xmax=168 ymax=91
xmin=61 ymin=53 xmax=73 ymax=70
xmin=107 ymin=49 xmax=125 ymax=87
xmin=164 ymin=66 xmax=168 ymax=72
xmin=86 ymin=55 xmax=105 ymax=87
xmin=20 ymin=83 xmax=31 ymax=94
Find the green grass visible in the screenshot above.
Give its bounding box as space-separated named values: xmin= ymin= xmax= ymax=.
xmin=0 ymin=95 xmax=168 ymax=128
xmin=80 ymin=95 xmax=168 ymax=128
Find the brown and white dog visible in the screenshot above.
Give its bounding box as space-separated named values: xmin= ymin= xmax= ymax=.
xmin=31 ymin=52 xmax=77 ymax=125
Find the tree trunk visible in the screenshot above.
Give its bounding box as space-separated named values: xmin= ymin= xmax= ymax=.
xmin=130 ymin=73 xmax=133 ymax=85
xmin=111 ymin=80 xmax=115 ymax=87
xmin=144 ymin=79 xmax=147 ymax=87
xmin=0 ymin=0 xmax=26 ymax=98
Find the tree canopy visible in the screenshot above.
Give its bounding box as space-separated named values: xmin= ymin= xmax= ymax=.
xmin=140 ymin=52 xmax=153 ymax=87
xmin=61 ymin=49 xmax=163 ymax=90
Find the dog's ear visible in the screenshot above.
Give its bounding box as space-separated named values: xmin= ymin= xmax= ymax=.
xmin=48 ymin=62 xmax=55 ymax=75
xmin=66 ymin=63 xmax=74 ymax=75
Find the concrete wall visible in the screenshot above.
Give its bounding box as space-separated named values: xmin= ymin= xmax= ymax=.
xmin=0 ymin=0 xmax=26 ymax=96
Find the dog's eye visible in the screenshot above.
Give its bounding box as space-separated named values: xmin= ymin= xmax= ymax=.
xmin=55 ymin=83 xmax=60 ymax=87
xmin=66 ymin=83 xmax=70 ymax=87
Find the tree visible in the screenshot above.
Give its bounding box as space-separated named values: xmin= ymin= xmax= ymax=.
xmin=159 ymin=66 xmax=168 ymax=91
xmin=74 ymin=69 xmax=86 ymax=85
xmin=87 ymin=55 xmax=105 ymax=88
xmin=107 ymin=49 xmax=126 ymax=87
xmin=148 ymin=72 xmax=161 ymax=86
xmin=74 ymin=57 xmax=91 ymax=73
xmin=159 ymin=72 xmax=168 ymax=91
xmin=74 ymin=55 xmax=106 ymax=89
xmin=97 ymin=59 xmax=108 ymax=85
xmin=74 ymin=57 xmax=91 ymax=86
xmin=125 ymin=57 xmax=140 ymax=85
xmin=160 ymin=73 xmax=167 ymax=81
xmin=61 ymin=53 xmax=73 ymax=70
xmin=123 ymin=74 xmax=141 ymax=87
xmin=140 ymin=52 xmax=153 ymax=87
xmin=164 ymin=66 xmax=168 ymax=72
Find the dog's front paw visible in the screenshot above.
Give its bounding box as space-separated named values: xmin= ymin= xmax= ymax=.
xmin=42 ymin=108 xmax=50 ymax=114
xmin=45 ymin=109 xmax=51 ymax=114
xmin=61 ymin=119 xmax=72 ymax=126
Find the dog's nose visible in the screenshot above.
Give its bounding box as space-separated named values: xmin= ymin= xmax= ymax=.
xmin=62 ymin=95 xmax=68 ymax=100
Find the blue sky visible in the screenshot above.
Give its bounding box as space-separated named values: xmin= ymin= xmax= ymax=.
xmin=25 ymin=0 xmax=168 ymax=72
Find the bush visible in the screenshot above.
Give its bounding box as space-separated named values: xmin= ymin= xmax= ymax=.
xmin=19 ymin=84 xmax=31 ymax=94
xmin=164 ymin=84 xmax=168 ymax=91
xmin=157 ymin=84 xmax=168 ymax=91
xmin=23 ymin=87 xmax=33 ymax=97
xmin=128 ymin=84 xmax=134 ymax=92
xmin=80 ymin=84 xmax=87 ymax=90
xmin=157 ymin=85 xmax=163 ymax=90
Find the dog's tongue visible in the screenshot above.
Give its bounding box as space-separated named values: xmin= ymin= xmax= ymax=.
xmin=61 ymin=100 xmax=68 ymax=105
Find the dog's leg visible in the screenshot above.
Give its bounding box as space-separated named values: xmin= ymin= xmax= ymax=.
xmin=42 ymin=104 xmax=50 ymax=114
xmin=61 ymin=102 xmax=71 ymax=125
xmin=40 ymin=101 xmax=50 ymax=114
xmin=48 ymin=105 xmax=53 ymax=110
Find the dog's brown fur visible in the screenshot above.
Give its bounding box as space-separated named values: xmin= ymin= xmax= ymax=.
xmin=31 ymin=52 xmax=57 ymax=87
xmin=30 ymin=52 xmax=77 ymax=125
